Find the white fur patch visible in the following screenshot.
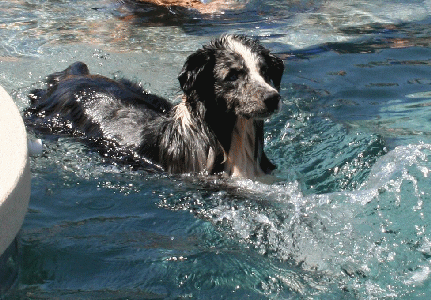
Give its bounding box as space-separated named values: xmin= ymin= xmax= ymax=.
xmin=174 ymin=101 xmax=193 ymax=132
xmin=225 ymin=36 xmax=277 ymax=92
xmin=224 ymin=117 xmax=264 ymax=178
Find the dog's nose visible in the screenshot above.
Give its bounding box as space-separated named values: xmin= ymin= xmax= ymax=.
xmin=264 ymin=91 xmax=280 ymax=113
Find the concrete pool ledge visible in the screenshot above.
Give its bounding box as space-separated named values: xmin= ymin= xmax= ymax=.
xmin=0 ymin=86 xmax=30 ymax=263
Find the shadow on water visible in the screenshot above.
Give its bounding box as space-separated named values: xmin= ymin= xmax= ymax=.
xmin=280 ymin=17 xmax=431 ymax=150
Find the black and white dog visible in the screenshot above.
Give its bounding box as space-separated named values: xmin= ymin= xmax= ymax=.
xmin=25 ymin=35 xmax=284 ymax=178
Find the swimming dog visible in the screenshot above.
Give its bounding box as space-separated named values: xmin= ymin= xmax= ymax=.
xmin=25 ymin=35 xmax=284 ymax=178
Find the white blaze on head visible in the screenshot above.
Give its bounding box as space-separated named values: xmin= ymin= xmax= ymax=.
xmin=225 ymin=36 xmax=277 ymax=92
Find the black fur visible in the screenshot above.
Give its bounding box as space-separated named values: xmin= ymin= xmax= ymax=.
xmin=25 ymin=35 xmax=284 ymax=177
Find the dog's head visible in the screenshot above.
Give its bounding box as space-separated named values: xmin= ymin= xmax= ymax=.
xmin=178 ymin=35 xmax=284 ymax=119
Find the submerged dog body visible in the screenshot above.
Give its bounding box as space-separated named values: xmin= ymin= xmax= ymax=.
xmin=25 ymin=35 xmax=284 ymax=178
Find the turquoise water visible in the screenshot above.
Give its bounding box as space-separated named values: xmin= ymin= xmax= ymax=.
xmin=2 ymin=0 xmax=431 ymax=298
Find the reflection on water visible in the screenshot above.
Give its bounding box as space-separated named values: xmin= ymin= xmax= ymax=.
xmin=4 ymin=0 xmax=431 ymax=56
xmin=2 ymin=0 xmax=431 ymax=299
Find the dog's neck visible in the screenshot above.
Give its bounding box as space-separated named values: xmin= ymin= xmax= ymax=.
xmin=162 ymin=98 xmax=266 ymax=178
xmin=223 ymin=117 xmax=265 ymax=178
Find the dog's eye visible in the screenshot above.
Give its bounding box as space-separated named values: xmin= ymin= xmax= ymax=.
xmin=225 ymin=70 xmax=241 ymax=82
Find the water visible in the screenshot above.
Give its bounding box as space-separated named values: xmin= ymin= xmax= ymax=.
xmin=2 ymin=0 xmax=431 ymax=298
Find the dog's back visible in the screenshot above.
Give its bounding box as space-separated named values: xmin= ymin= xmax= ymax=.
xmin=25 ymin=62 xmax=172 ymax=170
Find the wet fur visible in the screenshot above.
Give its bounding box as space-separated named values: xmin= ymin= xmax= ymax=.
xmin=25 ymin=35 xmax=284 ymax=178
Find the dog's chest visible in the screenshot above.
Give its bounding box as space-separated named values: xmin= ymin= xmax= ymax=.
xmin=224 ymin=117 xmax=264 ymax=178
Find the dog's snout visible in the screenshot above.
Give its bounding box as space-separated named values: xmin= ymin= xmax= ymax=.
xmin=264 ymin=91 xmax=280 ymax=113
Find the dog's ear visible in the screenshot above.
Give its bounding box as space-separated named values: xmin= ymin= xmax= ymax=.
xmin=264 ymin=53 xmax=284 ymax=91
xmin=178 ymin=49 xmax=214 ymax=96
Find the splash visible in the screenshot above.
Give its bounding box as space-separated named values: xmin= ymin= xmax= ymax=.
xmin=161 ymin=143 xmax=431 ymax=298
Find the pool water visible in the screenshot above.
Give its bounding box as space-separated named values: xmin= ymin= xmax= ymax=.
xmin=2 ymin=0 xmax=431 ymax=298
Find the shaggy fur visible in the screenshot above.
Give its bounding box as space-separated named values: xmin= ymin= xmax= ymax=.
xmin=25 ymin=35 xmax=284 ymax=178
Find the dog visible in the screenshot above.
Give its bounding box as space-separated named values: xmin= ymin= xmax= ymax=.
xmin=25 ymin=34 xmax=284 ymax=178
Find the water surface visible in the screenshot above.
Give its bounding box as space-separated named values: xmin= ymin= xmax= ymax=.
xmin=2 ymin=0 xmax=431 ymax=298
